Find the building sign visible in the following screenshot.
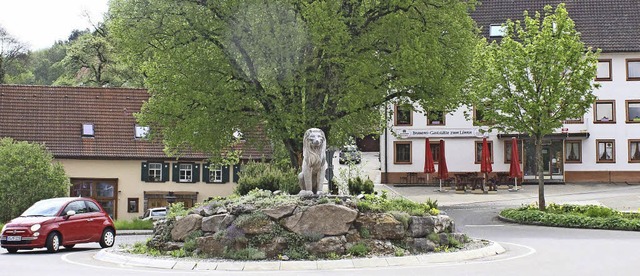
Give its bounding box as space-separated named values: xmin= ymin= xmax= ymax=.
xmin=397 ymin=128 xmax=484 ymax=139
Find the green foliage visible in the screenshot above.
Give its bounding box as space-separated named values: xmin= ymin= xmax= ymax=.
xmin=183 ymin=230 xmax=204 ymax=253
xmin=167 ymin=202 xmax=188 ymax=219
xmin=109 ymin=0 xmax=480 ymax=168
xmin=235 ymin=162 xmax=299 ymax=195
xmin=501 ymin=204 xmax=640 ymax=231
xmin=468 ymin=4 xmax=600 ymax=210
xmin=0 ymin=138 xmax=70 ymax=222
xmin=389 ymin=211 xmax=411 ymax=230
xmin=427 ymin=232 xmax=440 ymax=244
xmin=128 ymin=241 xmax=162 ymax=256
xmin=226 ymin=189 xmax=301 ymax=210
xmin=447 ymin=235 xmax=463 ymax=249
xmin=113 ymin=219 xmax=154 ymax=230
xmin=233 ymin=212 xmax=271 ymax=230
xmin=347 ymin=243 xmax=369 ymax=257
xmin=394 ymin=247 xmax=405 ymax=257
xmin=347 ymin=177 xmax=374 ymax=195
xmin=356 ymin=194 xmax=439 ymax=216
xmin=359 ymin=228 xmax=371 ymax=239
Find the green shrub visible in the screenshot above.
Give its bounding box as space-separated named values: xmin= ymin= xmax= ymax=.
xmin=347 ymin=243 xmax=369 ymax=257
xmin=348 ymin=177 xmax=374 ymax=195
xmin=501 ymin=204 xmax=640 ymax=231
xmin=224 ymin=247 xmax=266 ymax=260
xmin=114 ymin=219 xmax=154 ymax=230
xmin=235 ymin=162 xmax=299 ymax=195
xmin=356 ymin=194 xmax=439 ymax=216
xmin=389 ymin=211 xmax=411 ymax=230
xmin=167 ymin=202 xmax=188 ymax=219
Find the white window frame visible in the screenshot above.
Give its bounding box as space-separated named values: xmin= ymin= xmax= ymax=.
xmin=148 ymin=163 xmax=162 ymax=182
xmin=179 ymin=163 xmax=193 ymax=182
xmin=82 ymin=123 xmax=94 ymax=137
xmin=209 ymin=165 xmax=223 ymax=183
xmin=489 ymin=24 xmax=506 ymax=37
xmin=135 ymin=125 xmax=149 ymax=139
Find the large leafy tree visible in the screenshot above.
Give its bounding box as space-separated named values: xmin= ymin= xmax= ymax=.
xmin=0 ymin=25 xmax=27 ymax=84
xmin=0 ymin=138 xmax=70 ymax=222
xmin=469 ymin=4 xmax=599 ymax=210
xmin=109 ymin=0 xmax=479 ymax=168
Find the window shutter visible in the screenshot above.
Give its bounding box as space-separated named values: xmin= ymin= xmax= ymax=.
xmin=203 ymin=164 xmax=210 ymax=183
xmin=162 ymin=162 xmax=170 ymax=182
xmin=222 ymin=165 xmax=230 ymax=183
xmin=141 ymin=162 xmax=148 ymax=182
xmin=193 ymin=163 xmax=201 ymax=183
xmin=233 ymin=164 xmax=241 ymax=183
xmin=172 ymin=163 xmax=179 ymax=182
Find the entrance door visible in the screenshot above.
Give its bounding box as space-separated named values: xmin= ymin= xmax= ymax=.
xmin=523 ymin=140 xmax=564 ymax=182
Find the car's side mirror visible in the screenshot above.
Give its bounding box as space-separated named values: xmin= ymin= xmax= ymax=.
xmin=65 ymin=210 xmax=76 ymax=217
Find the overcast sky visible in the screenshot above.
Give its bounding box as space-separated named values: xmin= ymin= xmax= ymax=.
xmin=0 ymin=0 xmax=109 ymax=50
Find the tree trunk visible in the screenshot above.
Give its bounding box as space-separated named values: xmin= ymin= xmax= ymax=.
xmin=535 ymin=135 xmax=546 ymax=211
xmin=283 ymin=138 xmax=302 ymax=170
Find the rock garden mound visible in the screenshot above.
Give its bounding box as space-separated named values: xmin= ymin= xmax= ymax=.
xmin=146 ymin=190 xmax=471 ymax=260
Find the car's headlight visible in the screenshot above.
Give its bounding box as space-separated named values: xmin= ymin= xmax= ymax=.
xmin=30 ymin=224 xmax=41 ymax=232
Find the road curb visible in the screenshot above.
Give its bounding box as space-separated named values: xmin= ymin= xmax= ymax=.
xmin=95 ymin=240 xmax=505 ymax=271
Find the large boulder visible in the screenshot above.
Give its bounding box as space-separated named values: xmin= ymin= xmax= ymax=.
xmin=201 ymin=214 xmax=236 ymax=233
xmin=433 ymin=215 xmax=455 ymax=233
xmin=282 ymin=204 xmax=357 ymax=236
xmin=258 ymin=237 xmax=288 ymax=259
xmin=171 ymin=214 xmax=202 ymax=241
xmin=262 ymin=205 xmax=297 ymax=220
xmin=408 ymin=216 xmax=436 ymax=237
xmin=196 ymin=236 xmax=226 ymax=256
xmin=305 ymin=236 xmax=347 ymax=255
xmin=406 ymin=238 xmax=437 ymax=253
xmin=355 ymin=213 xmax=405 ymax=240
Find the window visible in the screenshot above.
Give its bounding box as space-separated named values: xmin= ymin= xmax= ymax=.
xmin=596 ymin=59 xmax=612 ymax=81
xmin=489 ymin=24 xmax=505 ymax=37
xmin=394 ymin=141 xmax=412 ymax=164
xmin=135 ymin=125 xmax=149 ymax=139
xmin=596 ymin=139 xmax=615 ymax=163
xmin=128 ymin=198 xmax=139 ymax=213
xmin=172 ymin=163 xmax=200 ymax=183
xmin=474 ymin=140 xmax=493 ymax=164
xmin=629 ymin=140 xmax=640 ymax=163
xmin=148 ymin=163 xmax=162 ymax=182
xmin=179 ymin=163 xmax=193 ymax=182
xmin=426 ymin=111 xmax=445 ymax=126
xmin=429 ymin=142 xmax=440 ymax=163
xmin=473 ymin=106 xmax=490 ymax=125
xmin=63 ymin=201 xmax=89 ymax=215
xmin=504 ymin=140 xmax=523 ymax=164
xmin=209 ymin=165 xmax=223 ymax=183
xmin=82 ymin=123 xmax=94 ymax=137
xmin=594 ymin=100 xmax=615 ymax=123
xmin=626 ymin=100 xmax=640 ymax=123
xmin=394 ymin=104 xmax=412 ymax=126
xmin=565 ymin=140 xmax=582 ymax=163
xmin=626 ymin=59 xmax=640 ymax=81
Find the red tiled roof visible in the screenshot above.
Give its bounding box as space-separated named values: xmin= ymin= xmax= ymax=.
xmin=0 ymin=85 xmax=272 ymax=160
xmin=471 ymin=0 xmax=640 ymax=52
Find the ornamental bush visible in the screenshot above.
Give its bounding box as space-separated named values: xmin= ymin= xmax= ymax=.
xmin=0 ymin=138 xmax=70 ymax=222
xmin=235 ymin=162 xmax=299 ymax=195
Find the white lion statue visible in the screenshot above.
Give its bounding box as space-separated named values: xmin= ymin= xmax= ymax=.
xmin=298 ymin=128 xmax=327 ymax=195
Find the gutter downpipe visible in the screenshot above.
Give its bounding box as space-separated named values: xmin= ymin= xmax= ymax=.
xmin=384 ymin=102 xmax=389 ymax=184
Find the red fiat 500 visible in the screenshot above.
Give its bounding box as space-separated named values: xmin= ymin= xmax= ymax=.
xmin=1 ymin=197 xmax=116 ymax=253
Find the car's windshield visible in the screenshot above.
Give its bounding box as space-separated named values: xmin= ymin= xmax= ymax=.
xmin=21 ymin=198 xmax=68 ymax=217
xmin=151 ymin=210 xmax=166 ymax=216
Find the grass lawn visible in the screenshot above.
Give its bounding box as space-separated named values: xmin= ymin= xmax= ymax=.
xmin=114 ymin=219 xmax=154 ymax=230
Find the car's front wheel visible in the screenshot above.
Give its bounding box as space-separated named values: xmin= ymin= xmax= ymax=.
xmin=99 ymin=228 xmax=115 ymax=248
xmin=46 ymin=232 xmax=61 ymax=253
